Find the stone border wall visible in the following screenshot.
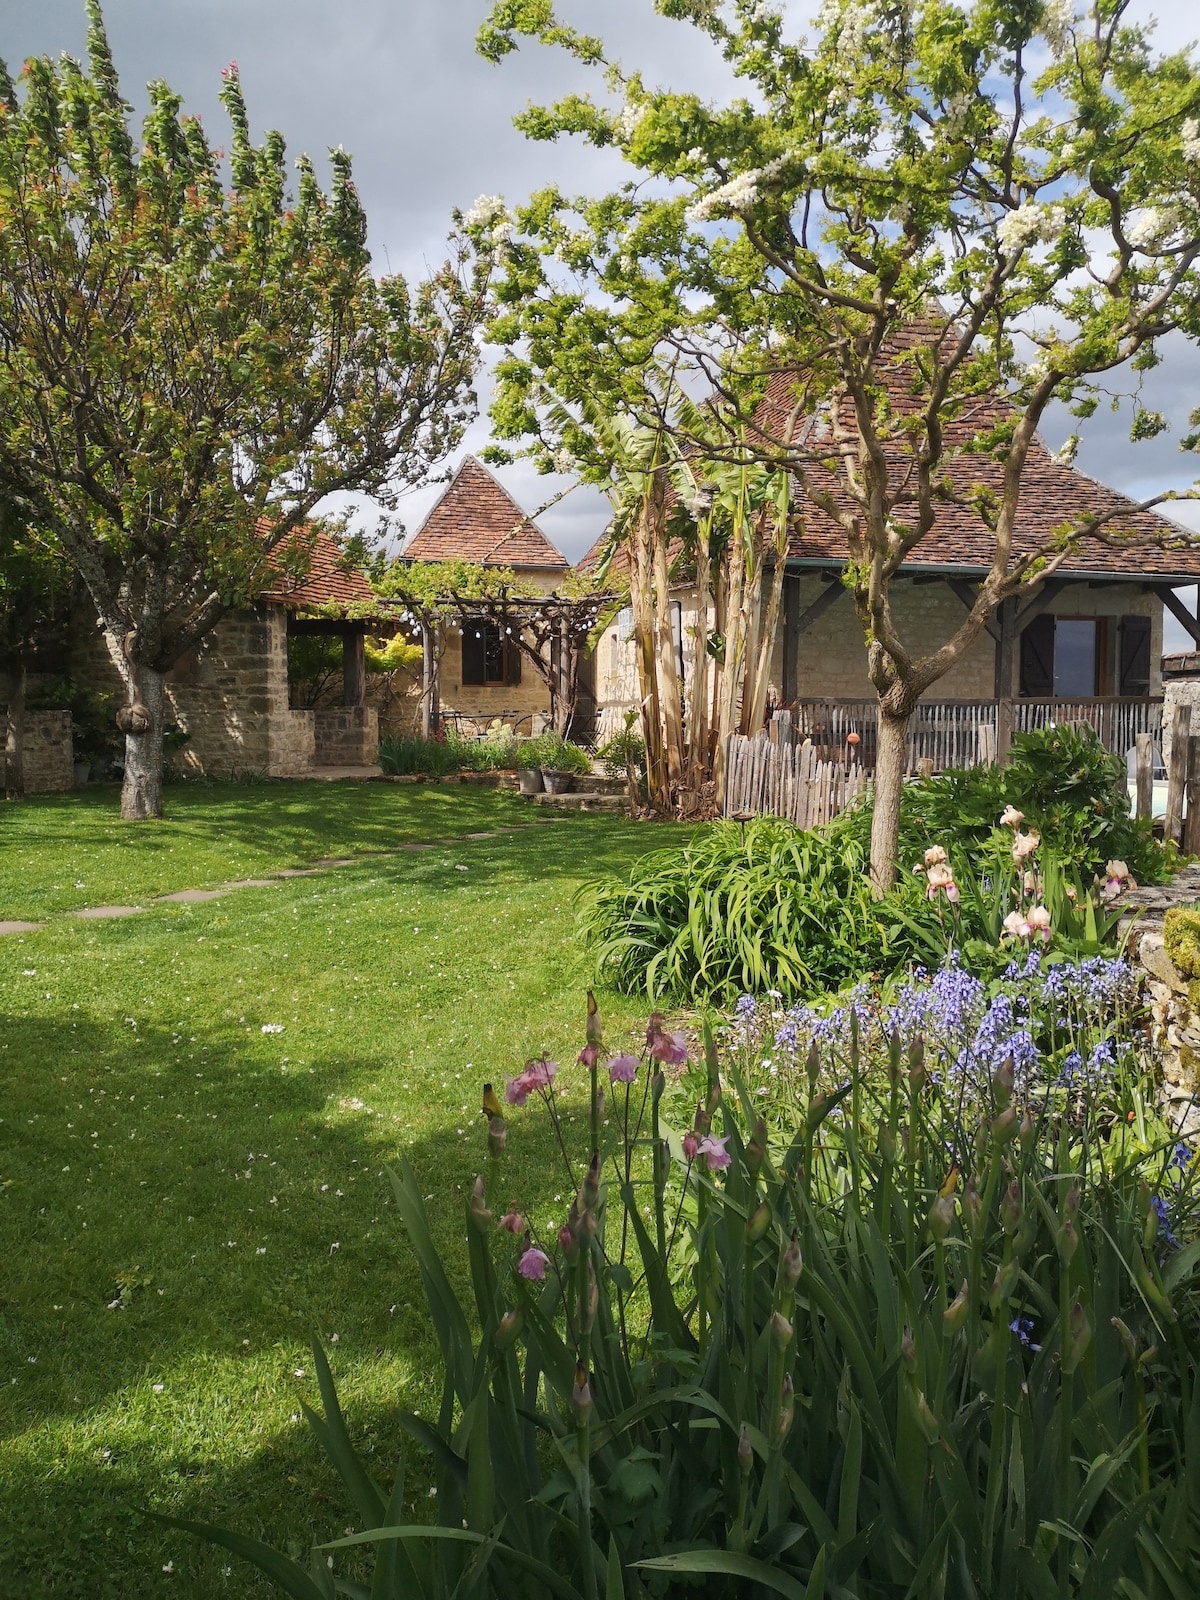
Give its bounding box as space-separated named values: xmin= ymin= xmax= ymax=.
xmin=21 ymin=710 xmax=74 ymax=793
xmin=1119 ymin=865 xmax=1200 ymax=1138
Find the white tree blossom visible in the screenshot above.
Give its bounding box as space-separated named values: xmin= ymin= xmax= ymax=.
xmin=1183 ymin=118 xmax=1200 ymax=164
xmin=615 ymin=101 xmax=647 ymax=144
xmin=464 ymin=195 xmax=509 ymax=228
xmin=997 ymin=200 xmax=1066 ymax=254
xmin=1041 ymin=0 xmax=1074 ymax=59
xmin=816 ymin=0 xmax=872 ymax=59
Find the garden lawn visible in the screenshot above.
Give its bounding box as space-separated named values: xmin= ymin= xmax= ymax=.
xmin=0 ymin=785 xmax=691 ymax=1598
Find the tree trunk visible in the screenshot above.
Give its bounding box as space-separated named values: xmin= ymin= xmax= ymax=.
xmin=4 ymin=655 xmax=26 ymax=800
xmin=119 ymin=666 xmax=166 ymax=821
xmin=420 ymin=623 xmax=439 ymax=738
xmin=713 ymin=543 xmax=746 ymax=808
xmin=631 ymin=508 xmax=665 ymax=807
xmin=869 ymin=705 xmax=912 ymax=898
xmin=686 ymin=531 xmax=712 ymax=791
xmin=651 ymin=531 xmax=684 ymax=790
xmin=744 ymin=546 xmax=787 ymax=738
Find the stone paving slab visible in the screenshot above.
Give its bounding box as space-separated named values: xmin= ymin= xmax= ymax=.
xmin=273 ymin=868 xmax=323 ymax=878
xmin=0 ymin=921 xmax=43 ymax=936
xmin=223 ymin=878 xmax=279 ymax=889
xmin=156 ymin=888 xmax=224 ymax=904
xmin=73 ymin=905 xmax=143 ymax=919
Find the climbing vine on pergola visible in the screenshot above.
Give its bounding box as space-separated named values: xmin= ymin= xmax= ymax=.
xmin=371 ymin=558 xmax=615 ymax=736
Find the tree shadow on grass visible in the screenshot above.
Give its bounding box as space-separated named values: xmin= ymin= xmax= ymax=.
xmin=0 ymin=1010 xmax=592 ymax=1600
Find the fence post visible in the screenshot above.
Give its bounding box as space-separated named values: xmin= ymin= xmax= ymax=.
xmin=1185 ymin=735 xmax=1200 ymax=857
xmin=1135 ymin=731 xmax=1153 ymax=820
xmin=1165 ymin=704 xmax=1192 ymax=847
xmin=978 ymin=720 xmax=997 ymax=766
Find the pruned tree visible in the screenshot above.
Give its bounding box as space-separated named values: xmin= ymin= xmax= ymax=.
xmin=479 ymin=0 xmax=1200 ymax=890
xmin=0 ymin=2 xmax=494 ymax=819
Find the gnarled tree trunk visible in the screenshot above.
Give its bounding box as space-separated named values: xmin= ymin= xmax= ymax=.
xmin=869 ymin=702 xmax=913 ymax=898
xmin=119 ymin=665 xmax=165 ymax=820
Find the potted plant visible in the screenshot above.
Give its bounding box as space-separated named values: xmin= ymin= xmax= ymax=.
xmin=538 ymin=733 xmax=592 ymax=794
xmin=516 ymin=735 xmax=546 ymax=795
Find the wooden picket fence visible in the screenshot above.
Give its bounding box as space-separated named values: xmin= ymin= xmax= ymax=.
xmin=723 ymin=728 xmax=868 ymax=829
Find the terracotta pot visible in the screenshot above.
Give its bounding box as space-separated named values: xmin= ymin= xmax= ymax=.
xmin=518 ymin=767 xmax=544 ymax=796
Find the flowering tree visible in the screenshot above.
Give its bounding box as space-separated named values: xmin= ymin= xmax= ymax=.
xmin=0 ymin=4 xmax=493 ymax=818
xmin=479 ymin=0 xmax=1200 ymax=889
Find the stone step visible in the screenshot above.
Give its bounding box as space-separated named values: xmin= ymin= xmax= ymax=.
xmin=531 ymin=791 xmax=629 ymax=814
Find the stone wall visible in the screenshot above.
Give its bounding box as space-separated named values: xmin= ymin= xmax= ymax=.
xmin=20 ymin=710 xmax=74 ymax=793
xmin=1120 ymin=866 xmax=1200 ymax=1139
xmin=313 ymin=706 xmax=378 ymax=767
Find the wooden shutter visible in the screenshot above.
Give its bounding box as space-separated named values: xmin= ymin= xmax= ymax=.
xmin=1118 ymin=615 xmax=1151 ymax=696
xmin=461 ymin=618 xmax=487 ymax=685
xmin=1019 ymin=613 xmax=1055 ymax=697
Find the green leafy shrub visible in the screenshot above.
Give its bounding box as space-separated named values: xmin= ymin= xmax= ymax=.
xmin=580 ymin=816 xmax=1124 ymax=1002
xmin=1163 ymin=904 xmax=1200 ymax=978
xmin=838 ymin=723 xmax=1172 ymax=887
xmin=171 ymin=996 xmax=1200 ymax=1598
xmin=519 ymin=732 xmax=592 ymax=775
xmin=597 ymin=727 xmax=646 ymax=786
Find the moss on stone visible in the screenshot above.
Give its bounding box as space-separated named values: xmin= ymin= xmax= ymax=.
xmin=1163 ymin=905 xmax=1200 ymax=978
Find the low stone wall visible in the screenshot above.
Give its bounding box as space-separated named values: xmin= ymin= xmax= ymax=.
xmin=1119 ymin=865 xmax=1200 ymax=1138
xmin=271 ymin=710 xmax=316 ymax=777
xmin=313 ymin=706 xmax=378 ymax=767
xmin=21 ymin=710 xmax=74 ymax=793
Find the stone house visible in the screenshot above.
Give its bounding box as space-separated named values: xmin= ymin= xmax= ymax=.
xmin=590 ymin=369 xmax=1200 ymax=764
xmin=14 ymin=530 xmax=385 ymax=790
xmin=400 ymin=455 xmax=571 ymax=734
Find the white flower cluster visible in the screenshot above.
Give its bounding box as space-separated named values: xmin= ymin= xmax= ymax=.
xmin=1124 ymin=204 xmax=1195 ymax=251
xmin=615 ymin=101 xmax=647 ymax=144
xmin=997 ymin=199 xmax=1066 ymax=254
xmin=1041 ymin=0 xmax=1074 ymax=59
xmin=685 ymin=154 xmax=790 ymax=223
xmin=816 ymin=0 xmax=872 ymax=59
xmin=1051 ymin=433 xmax=1080 ymax=467
xmin=1182 ymin=118 xmax=1200 ymax=165
xmin=552 ymin=447 xmax=577 ymax=475
xmin=747 ymin=0 xmax=782 ymax=23
xmin=463 ymin=194 xmax=507 ymax=229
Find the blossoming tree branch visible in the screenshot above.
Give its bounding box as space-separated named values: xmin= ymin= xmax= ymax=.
xmin=478 ymin=0 xmax=1200 ymax=888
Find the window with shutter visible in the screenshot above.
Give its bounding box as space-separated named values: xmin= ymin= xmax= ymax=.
xmin=1019 ymin=613 xmax=1055 ymax=696
xmin=1118 ymin=615 xmax=1151 ymax=696
xmin=461 ymin=617 xmax=519 ymax=686
xmin=461 ymin=619 xmax=488 ymax=685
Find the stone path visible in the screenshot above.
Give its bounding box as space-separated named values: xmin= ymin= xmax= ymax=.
xmin=0 ymin=819 xmax=563 ymax=937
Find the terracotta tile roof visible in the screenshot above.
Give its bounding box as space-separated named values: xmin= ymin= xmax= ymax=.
xmin=583 ymin=331 xmax=1200 ymax=584
xmin=260 ymin=525 xmax=377 ymax=612
xmin=760 ymin=329 xmax=1200 ymax=581
xmin=403 ymin=456 xmax=568 ymax=570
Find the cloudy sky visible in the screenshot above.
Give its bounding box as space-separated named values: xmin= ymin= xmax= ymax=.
xmin=4 ymin=0 xmax=1200 ymax=637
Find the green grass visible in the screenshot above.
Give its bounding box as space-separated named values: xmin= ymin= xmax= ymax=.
xmin=0 ymin=785 xmax=691 ymax=1597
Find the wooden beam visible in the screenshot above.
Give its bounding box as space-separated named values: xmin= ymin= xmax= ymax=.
xmin=793 ymin=577 xmax=845 ymax=638
xmin=1165 ymin=701 xmax=1191 ymax=845
xmin=342 ymin=631 xmax=366 ymax=708
xmin=1014 ymin=577 xmax=1071 ymax=631
xmin=995 ymin=596 xmax=1016 ymax=759
xmin=944 ymin=578 xmax=1001 ymax=644
xmin=288 ymin=617 xmax=367 ymax=638
xmin=1151 ymin=584 xmax=1200 ymax=648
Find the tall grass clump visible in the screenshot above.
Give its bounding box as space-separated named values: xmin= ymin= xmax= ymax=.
xmin=169 ymin=990 xmax=1200 ymax=1598
xmin=579 ymin=812 xmax=1124 ymax=1003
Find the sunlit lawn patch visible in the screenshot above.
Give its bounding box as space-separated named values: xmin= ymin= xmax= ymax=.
xmin=0 ymin=787 xmax=690 ymax=1597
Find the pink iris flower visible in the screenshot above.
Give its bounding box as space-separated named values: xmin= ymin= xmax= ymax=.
xmin=497 ymin=1211 xmax=525 ymax=1234
xmin=699 ymin=1135 xmax=731 ymax=1170
xmin=517 ymin=1247 xmax=551 ymax=1281
xmin=608 ymin=1053 xmax=639 ymax=1084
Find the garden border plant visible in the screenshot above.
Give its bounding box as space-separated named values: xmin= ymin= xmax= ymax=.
xmin=168 ymin=985 xmax=1200 ymax=1598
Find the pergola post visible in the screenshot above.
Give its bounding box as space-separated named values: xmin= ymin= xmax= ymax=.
xmin=342 ymin=629 xmax=366 ymax=708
